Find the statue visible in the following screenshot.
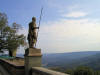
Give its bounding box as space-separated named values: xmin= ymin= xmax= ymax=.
xmin=27 ymin=17 xmax=39 ymax=48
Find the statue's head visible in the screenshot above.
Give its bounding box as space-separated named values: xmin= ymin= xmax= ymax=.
xmin=32 ymin=17 xmax=36 ymax=22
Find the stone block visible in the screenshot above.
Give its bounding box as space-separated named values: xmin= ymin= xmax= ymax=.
xmin=24 ymin=48 xmax=42 ymax=75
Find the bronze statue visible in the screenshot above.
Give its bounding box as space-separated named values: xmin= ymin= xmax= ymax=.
xmin=27 ymin=17 xmax=39 ymax=48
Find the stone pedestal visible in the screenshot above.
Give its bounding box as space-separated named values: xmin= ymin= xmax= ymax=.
xmin=25 ymin=48 xmax=42 ymax=75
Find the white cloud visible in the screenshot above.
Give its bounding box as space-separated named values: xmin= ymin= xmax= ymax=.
xmin=36 ymin=18 xmax=100 ymax=53
xmin=68 ymin=5 xmax=79 ymax=11
xmin=63 ymin=11 xmax=87 ymax=18
xmin=18 ymin=28 xmax=28 ymax=36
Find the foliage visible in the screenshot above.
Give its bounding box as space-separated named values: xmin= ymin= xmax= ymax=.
xmin=73 ymin=66 xmax=94 ymax=75
xmin=66 ymin=69 xmax=74 ymax=75
xmin=0 ymin=12 xmax=26 ymax=56
xmin=51 ymin=66 xmax=100 ymax=75
xmin=0 ymin=12 xmax=8 ymax=51
xmin=65 ymin=66 xmax=100 ymax=75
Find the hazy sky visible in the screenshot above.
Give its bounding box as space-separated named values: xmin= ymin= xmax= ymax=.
xmin=0 ymin=0 xmax=100 ymax=54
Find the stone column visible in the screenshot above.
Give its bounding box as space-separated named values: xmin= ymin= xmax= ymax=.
xmin=24 ymin=48 xmax=42 ymax=75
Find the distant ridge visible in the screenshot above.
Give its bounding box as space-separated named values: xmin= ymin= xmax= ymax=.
xmin=42 ymin=51 xmax=100 ymax=69
xmin=66 ymin=52 xmax=100 ymax=70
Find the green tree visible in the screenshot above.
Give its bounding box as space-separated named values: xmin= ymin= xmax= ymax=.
xmin=6 ymin=23 xmax=25 ymax=57
xmin=73 ymin=66 xmax=94 ymax=75
xmin=0 ymin=12 xmax=26 ymax=57
xmin=0 ymin=12 xmax=8 ymax=51
xmin=66 ymin=69 xmax=73 ymax=75
xmin=94 ymin=71 xmax=100 ymax=75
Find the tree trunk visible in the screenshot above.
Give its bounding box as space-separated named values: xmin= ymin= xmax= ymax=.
xmin=9 ymin=50 xmax=12 ymax=57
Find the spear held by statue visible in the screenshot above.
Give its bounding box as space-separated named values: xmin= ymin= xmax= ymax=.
xmin=35 ymin=7 xmax=43 ymax=47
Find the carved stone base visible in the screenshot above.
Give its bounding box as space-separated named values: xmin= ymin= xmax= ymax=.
xmin=25 ymin=48 xmax=42 ymax=56
xmin=24 ymin=48 xmax=42 ymax=75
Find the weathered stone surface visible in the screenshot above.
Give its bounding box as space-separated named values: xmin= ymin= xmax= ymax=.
xmin=0 ymin=64 xmax=10 ymax=75
xmin=25 ymin=48 xmax=42 ymax=75
xmin=0 ymin=59 xmax=24 ymax=75
xmin=32 ymin=67 xmax=70 ymax=75
xmin=25 ymin=48 xmax=42 ymax=56
xmin=0 ymin=58 xmax=70 ymax=75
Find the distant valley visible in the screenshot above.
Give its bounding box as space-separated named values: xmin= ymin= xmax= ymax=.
xmin=42 ymin=51 xmax=100 ymax=70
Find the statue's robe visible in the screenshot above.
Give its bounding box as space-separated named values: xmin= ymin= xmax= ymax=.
xmin=28 ymin=22 xmax=37 ymax=48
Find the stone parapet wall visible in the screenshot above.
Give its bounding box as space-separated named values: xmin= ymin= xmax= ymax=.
xmin=0 ymin=59 xmax=69 ymax=75
xmin=32 ymin=67 xmax=69 ymax=75
xmin=0 ymin=59 xmax=24 ymax=75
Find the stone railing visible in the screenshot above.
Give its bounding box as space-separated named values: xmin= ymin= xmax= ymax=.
xmin=0 ymin=58 xmax=24 ymax=75
xmin=0 ymin=58 xmax=69 ymax=75
xmin=32 ymin=67 xmax=69 ymax=75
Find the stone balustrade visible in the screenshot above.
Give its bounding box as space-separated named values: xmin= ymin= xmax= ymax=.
xmin=0 ymin=58 xmax=69 ymax=75
xmin=32 ymin=67 xmax=69 ymax=75
xmin=0 ymin=58 xmax=25 ymax=75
